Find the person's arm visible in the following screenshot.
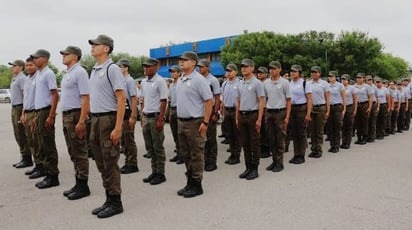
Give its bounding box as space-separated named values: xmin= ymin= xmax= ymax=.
xmin=324 ymin=91 xmax=331 ymax=120
xmin=284 ymin=98 xmax=291 ymax=126
xmin=211 ymin=93 xmax=221 ymax=122
xmin=353 ymin=92 xmax=358 ymax=117
xmin=129 ymin=95 xmax=138 ymax=129
xmin=235 ymin=98 xmax=240 ymax=128
xmin=305 ymin=93 xmax=312 ymax=124
xmin=199 ymin=99 xmax=213 ymax=137
xmin=156 ymin=99 xmax=167 ymax=131
xmin=111 ymin=90 xmax=126 ymax=145
xmin=256 ymin=96 xmax=265 ymax=132
xmin=45 ymin=89 xmax=59 ymax=129
xmin=75 ymin=94 xmax=90 ymax=139
xmin=366 ymin=93 xmax=373 ymax=115
xmin=341 ymin=89 xmax=346 ymax=117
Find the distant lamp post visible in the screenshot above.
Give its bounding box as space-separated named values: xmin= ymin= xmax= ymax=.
xmin=318 ymin=38 xmax=328 ymax=75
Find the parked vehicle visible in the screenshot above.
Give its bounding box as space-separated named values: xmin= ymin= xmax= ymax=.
xmin=0 ymin=89 xmax=11 ymax=103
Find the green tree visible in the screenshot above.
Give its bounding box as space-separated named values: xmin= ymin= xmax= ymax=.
xmin=0 ymin=65 xmax=12 ymax=88
xmin=80 ymin=53 xmax=147 ymax=78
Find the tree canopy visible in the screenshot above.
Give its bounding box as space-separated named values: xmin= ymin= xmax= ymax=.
xmin=221 ymin=30 xmax=409 ymax=80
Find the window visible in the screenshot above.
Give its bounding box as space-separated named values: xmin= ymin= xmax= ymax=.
xmin=210 ymin=52 xmax=221 ymax=62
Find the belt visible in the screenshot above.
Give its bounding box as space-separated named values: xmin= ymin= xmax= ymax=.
xmin=178 ymin=117 xmax=203 ymax=121
xmin=401 ymin=102 xmax=406 ymax=105
xmin=35 ymin=105 xmax=51 ymax=112
xmin=239 ymin=110 xmax=258 ymax=115
xmin=267 ymin=108 xmax=285 ymax=112
xmin=90 ymin=111 xmax=117 ymax=117
xmin=379 ymin=103 xmax=387 ymax=105
xmin=331 ymin=103 xmax=342 ymax=107
xmin=292 ymin=103 xmax=307 ymax=107
xmin=12 ymin=104 xmax=23 ymax=108
xmin=144 ymin=112 xmax=160 ymax=118
xmin=24 ymin=109 xmax=35 ymax=113
xmin=346 ymin=104 xmax=353 ymax=107
xmin=358 ymin=101 xmax=368 ymax=105
xmin=225 ymin=107 xmax=236 ymax=111
xmin=62 ymin=108 xmax=81 ymax=115
xmin=313 ymin=104 xmax=326 ymax=108
xmin=170 ymin=106 xmax=177 ymax=110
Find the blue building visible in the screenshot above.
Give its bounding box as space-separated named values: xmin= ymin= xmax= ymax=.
xmin=150 ymin=35 xmax=238 ymax=78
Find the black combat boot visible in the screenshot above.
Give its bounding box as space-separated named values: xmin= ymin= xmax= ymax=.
xmin=246 ymin=165 xmax=259 ymax=180
xmin=182 ymin=179 xmax=203 ymax=198
xmin=28 ymin=164 xmax=45 ymax=179
xmin=15 ymin=156 xmax=33 ymax=168
xmin=177 ymin=171 xmax=191 ymax=196
xmin=239 ymin=163 xmax=251 ymax=179
xmin=67 ymin=178 xmax=91 ymax=200
xmin=92 ymin=190 xmax=110 ymax=215
xmin=63 ymin=176 xmax=78 ymax=197
xmin=36 ymin=174 xmax=59 ymax=189
xmin=97 ymin=195 xmax=124 ymax=218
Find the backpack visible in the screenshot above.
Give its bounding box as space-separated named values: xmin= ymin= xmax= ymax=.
xmin=106 ymin=63 xmax=131 ymax=120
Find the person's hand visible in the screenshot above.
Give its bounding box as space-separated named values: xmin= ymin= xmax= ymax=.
xmin=128 ymin=117 xmax=136 ymax=129
xmin=110 ymin=128 xmax=122 ymax=145
xmin=75 ymin=121 xmax=86 ymax=139
xmin=156 ymin=117 xmax=164 ymax=132
xmin=199 ymin=122 xmax=208 ymax=138
xmin=45 ymin=116 xmax=55 ymax=130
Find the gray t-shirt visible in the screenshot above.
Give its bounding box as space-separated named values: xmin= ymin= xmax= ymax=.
xmin=34 ymin=66 xmax=57 ymax=110
xmin=169 ymin=81 xmax=178 ymax=107
xmin=60 ymin=63 xmax=89 ymax=111
xmin=355 ymin=84 xmax=373 ymax=103
xmin=376 ymin=87 xmax=389 ymax=104
xmin=308 ymin=79 xmax=330 ymax=105
xmin=141 ymin=73 xmax=168 ymax=113
xmin=176 ymin=70 xmax=213 ymax=118
xmin=344 ymin=85 xmax=357 ymax=105
xmin=237 ymin=76 xmax=265 ymax=111
xmin=123 ymin=74 xmax=138 ymax=104
xmin=264 ymin=77 xmax=291 ymax=109
xmin=23 ymin=74 xmax=37 ymax=110
xmin=89 ymin=58 xmax=124 ymax=113
xmin=10 ymin=72 xmax=26 ymax=105
xmin=389 ymin=88 xmax=399 ymax=102
xmin=290 ymin=78 xmax=312 ymax=105
xmin=222 ymin=78 xmax=241 ymax=108
xmin=329 ymin=82 xmax=345 ymax=105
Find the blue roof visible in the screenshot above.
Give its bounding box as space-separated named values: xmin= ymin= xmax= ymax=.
xmin=158 ymin=61 xmax=225 ymax=78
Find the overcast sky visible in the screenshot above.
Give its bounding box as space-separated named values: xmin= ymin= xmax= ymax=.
xmin=1 ymin=0 xmax=411 ymax=71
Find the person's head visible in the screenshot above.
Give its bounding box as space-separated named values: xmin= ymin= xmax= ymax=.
xmin=240 ymin=58 xmax=254 ymax=78
xmin=168 ymin=65 xmax=182 ymax=80
xmin=382 ymin=80 xmax=389 ymax=88
xmin=268 ymin=61 xmax=281 ymax=78
xmin=397 ymin=81 xmax=403 ymax=90
xmin=402 ymin=78 xmax=410 ymax=86
xmin=117 ymin=58 xmax=130 ymax=75
xmin=142 ymin=58 xmax=159 ymax=77
xmin=356 ymin=73 xmax=365 ymax=84
xmin=88 ymin=34 xmax=114 ymax=58
xmin=60 ymin=46 xmax=82 ymax=67
xmin=257 ymin=66 xmax=268 ymax=81
xmin=290 ymin=65 xmax=302 ymax=80
xmin=197 ymin=59 xmax=210 ymax=76
xmin=8 ymin=60 xmax=25 ymax=75
xmin=375 ymin=78 xmax=383 ymax=88
xmin=225 ymin=63 xmax=238 ymax=80
xmin=25 ymin=57 xmax=37 ymax=75
xmin=310 ymin=66 xmax=321 ymax=80
xmin=365 ymin=75 xmax=374 ymax=85
xmin=178 ymin=51 xmax=198 ymax=73
xmin=327 ymin=71 xmax=338 ymax=83
xmin=389 ymin=81 xmax=396 ymax=89
xmin=30 ymin=49 xmax=50 ymax=69
xmin=341 ymin=74 xmax=350 ymax=86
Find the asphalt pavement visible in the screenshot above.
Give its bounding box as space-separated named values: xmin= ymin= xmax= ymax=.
xmin=0 ymin=103 xmax=412 ymax=230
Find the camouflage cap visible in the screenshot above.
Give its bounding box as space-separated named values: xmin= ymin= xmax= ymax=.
xmin=356 ymin=73 xmax=365 ymax=78
xmin=328 ymin=71 xmax=338 ymax=77
xmin=291 ymin=65 xmax=302 ymax=72
xmin=257 ymin=67 xmax=268 ymax=73
xmin=60 ymin=46 xmax=82 ymax=57
xmin=8 ymin=60 xmax=25 ymax=67
xmin=179 ymin=51 xmax=198 ymax=62
xmin=142 ymin=58 xmax=159 ymax=66
xmin=168 ymin=65 xmax=182 ymax=72
xmin=117 ymin=58 xmax=130 ymax=67
xmin=225 ymin=63 xmax=238 ymax=72
xmin=30 ymin=49 xmax=50 ymax=59
xmin=197 ymin=59 xmax=210 ymax=67
xmin=268 ymin=61 xmax=281 ymax=69
xmin=311 ymin=66 xmax=321 ymax=72
xmin=365 ymin=75 xmax=373 ymax=80
xmin=241 ymin=58 xmax=254 ymax=67
xmin=88 ymin=34 xmax=114 ymax=49
xmin=341 ymin=74 xmax=350 ymax=80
